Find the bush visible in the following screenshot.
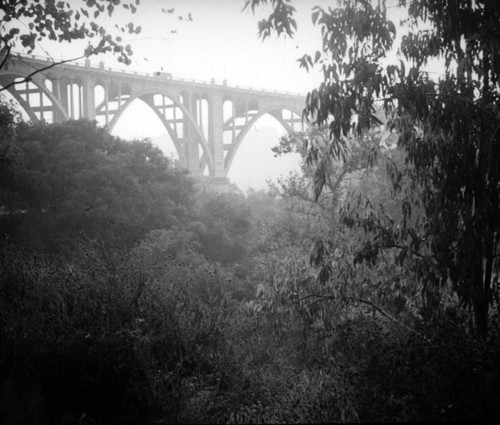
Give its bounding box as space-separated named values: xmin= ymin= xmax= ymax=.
xmin=4 ymin=233 xmax=498 ymax=424
xmin=329 ymin=310 xmax=500 ymax=422
xmin=0 ymin=240 xmax=239 ymax=423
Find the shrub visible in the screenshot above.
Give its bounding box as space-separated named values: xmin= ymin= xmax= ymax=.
xmin=329 ymin=310 xmax=500 ymax=422
xmin=0 ymin=239 xmax=239 ymax=423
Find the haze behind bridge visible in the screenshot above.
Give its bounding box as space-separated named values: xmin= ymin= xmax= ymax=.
xmin=12 ymin=0 xmax=318 ymax=191
xmin=108 ymin=0 xmax=318 ymax=192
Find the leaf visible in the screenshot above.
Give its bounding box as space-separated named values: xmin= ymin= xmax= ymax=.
xmin=312 ymin=7 xmax=321 ymax=25
xmin=310 ymin=239 xmax=328 ymax=267
xmin=317 ymin=263 xmax=333 ymax=285
xmin=456 ymin=56 xmax=469 ymax=82
xmin=370 ymin=113 xmax=383 ymax=126
xmin=388 ymin=20 xmax=396 ymax=35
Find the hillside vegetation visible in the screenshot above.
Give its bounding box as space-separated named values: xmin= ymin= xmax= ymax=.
xmin=1 ymin=111 xmax=499 ymax=423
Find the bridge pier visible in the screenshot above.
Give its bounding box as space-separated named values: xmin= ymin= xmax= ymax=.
xmin=209 ymin=94 xmax=225 ymax=178
xmin=53 ymin=79 xmax=69 ymax=123
xmin=185 ymin=138 xmax=201 ymax=177
xmin=180 ymin=93 xmax=201 ymax=176
xmin=82 ymin=76 xmax=95 ymax=120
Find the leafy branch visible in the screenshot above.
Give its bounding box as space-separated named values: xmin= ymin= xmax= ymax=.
xmin=284 ymin=292 xmax=430 ymax=342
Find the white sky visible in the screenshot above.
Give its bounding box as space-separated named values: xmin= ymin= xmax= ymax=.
xmin=12 ymin=0 xmax=412 ymax=191
xmin=25 ymin=0 xmax=326 ymax=191
xmin=29 ymin=0 xmax=326 ymax=92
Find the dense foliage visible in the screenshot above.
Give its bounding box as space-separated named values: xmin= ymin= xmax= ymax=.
xmin=0 ymin=119 xmax=195 ymax=251
xmin=246 ymin=0 xmax=500 ymax=334
xmin=2 ymin=0 xmax=500 ymax=423
xmin=1 ymin=112 xmax=499 ymax=423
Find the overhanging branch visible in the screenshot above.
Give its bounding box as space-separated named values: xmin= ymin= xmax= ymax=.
xmin=282 ymin=292 xmax=430 ymax=342
xmin=0 ymin=54 xmax=88 ymax=92
xmin=0 ymin=45 xmax=12 ymax=72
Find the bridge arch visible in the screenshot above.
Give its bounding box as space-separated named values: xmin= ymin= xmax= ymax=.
xmin=0 ymin=81 xmax=38 ymax=122
xmin=224 ymin=106 xmax=305 ymax=173
xmin=0 ymin=71 xmax=68 ymax=122
xmin=99 ymin=91 xmax=213 ymax=172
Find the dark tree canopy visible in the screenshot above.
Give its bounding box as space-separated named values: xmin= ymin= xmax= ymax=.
xmin=196 ymin=193 xmax=252 ymax=266
xmin=0 ymin=118 xmax=195 ymax=251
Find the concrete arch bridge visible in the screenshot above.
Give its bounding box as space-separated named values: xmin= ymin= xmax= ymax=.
xmin=0 ymin=54 xmax=306 ymax=181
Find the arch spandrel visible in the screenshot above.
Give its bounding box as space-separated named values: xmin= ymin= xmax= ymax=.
xmin=0 ymin=82 xmax=38 ymax=122
xmin=223 ymin=106 xmax=307 ymax=174
xmin=0 ymin=71 xmax=68 ymax=122
xmin=96 ymin=91 xmax=213 ymax=174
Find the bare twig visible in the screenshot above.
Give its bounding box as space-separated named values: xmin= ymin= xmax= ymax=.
xmin=355 ymin=297 xmax=430 ymax=342
xmin=0 ymin=45 xmax=12 ymax=72
xmin=283 ymin=293 xmax=331 ymax=309
xmin=282 ymin=292 xmax=430 ymax=342
xmin=0 ymin=54 xmax=88 ymax=92
xmin=392 ymin=243 xmax=425 ymax=259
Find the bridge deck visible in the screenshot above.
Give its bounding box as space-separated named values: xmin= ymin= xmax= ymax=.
xmin=6 ymin=53 xmax=305 ymax=99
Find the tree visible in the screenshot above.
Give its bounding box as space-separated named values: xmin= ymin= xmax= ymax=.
xmin=246 ymin=0 xmax=500 ymax=332
xmin=254 ymin=124 xmax=420 ymax=335
xmin=196 ymin=192 xmax=252 ymax=267
xmin=0 ymin=0 xmax=182 ymax=91
xmin=0 ymin=118 xmax=195 ymax=251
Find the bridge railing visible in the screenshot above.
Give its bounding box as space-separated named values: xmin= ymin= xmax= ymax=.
xmin=10 ymin=52 xmax=305 ymax=97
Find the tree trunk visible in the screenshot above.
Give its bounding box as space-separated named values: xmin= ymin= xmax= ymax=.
xmin=473 ymin=292 xmax=489 ymax=335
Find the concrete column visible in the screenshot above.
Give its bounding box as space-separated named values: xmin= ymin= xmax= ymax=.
xmin=231 ymin=98 xmax=236 ymax=144
xmin=104 ymin=81 xmax=109 ymax=126
xmin=209 ymin=93 xmax=225 ymax=178
xmin=82 ymin=75 xmax=95 ymax=120
xmin=69 ymin=83 xmax=75 ymax=118
xmin=39 ymin=89 xmax=44 ymax=121
xmin=181 ymin=94 xmax=200 ymax=175
xmin=185 ymin=138 xmax=201 ymax=176
xmin=53 ymin=79 xmax=69 ymax=123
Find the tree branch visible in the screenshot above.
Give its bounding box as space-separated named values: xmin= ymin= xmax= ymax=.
xmin=373 ymin=92 xmax=499 ymax=121
xmin=282 ymin=292 xmax=430 ymax=342
xmin=0 ymin=45 xmax=12 ymax=72
xmin=283 ymin=293 xmax=332 ymax=309
xmin=0 ymin=54 xmax=88 ymax=92
xmin=424 ymin=92 xmax=499 ymax=121
xmin=392 ymin=243 xmax=425 ymax=259
xmin=355 ymin=297 xmax=429 ymax=342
